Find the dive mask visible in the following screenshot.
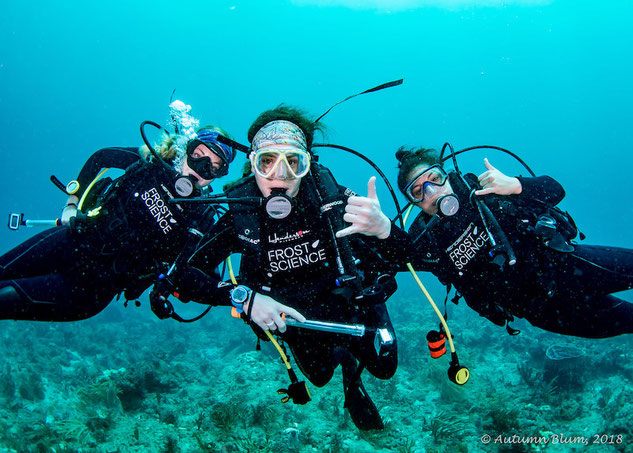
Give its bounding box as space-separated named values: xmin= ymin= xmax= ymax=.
xmin=185 ymin=129 xmax=236 ymax=180
xmin=186 ymin=142 xmax=229 ymax=180
xmin=252 ymin=148 xmax=311 ymax=180
xmin=403 ymin=165 xmax=449 ymax=203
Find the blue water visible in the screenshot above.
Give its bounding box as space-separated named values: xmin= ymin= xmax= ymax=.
xmin=1 ymin=1 xmax=633 ymax=451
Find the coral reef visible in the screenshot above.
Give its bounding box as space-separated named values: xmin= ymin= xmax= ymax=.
xmin=1 ymin=284 xmax=632 ymax=452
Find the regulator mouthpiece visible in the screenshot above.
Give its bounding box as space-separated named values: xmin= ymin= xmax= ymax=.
xmin=437 ymin=194 xmax=459 ymax=217
xmin=265 ymin=188 xmax=294 ymax=219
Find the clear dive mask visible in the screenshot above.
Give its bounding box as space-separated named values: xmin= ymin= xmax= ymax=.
xmin=252 ymin=148 xmax=311 ymax=180
xmin=404 ymin=165 xmax=459 ymax=217
xmin=404 ymin=165 xmax=449 ymax=203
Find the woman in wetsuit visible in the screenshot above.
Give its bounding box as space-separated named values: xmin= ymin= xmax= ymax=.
xmin=396 ymin=146 xmax=633 ymax=338
xmin=0 ymin=126 xmax=236 ymax=322
xmin=168 ymin=106 xmax=408 ymax=430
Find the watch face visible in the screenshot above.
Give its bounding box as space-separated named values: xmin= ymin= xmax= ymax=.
xmin=232 ymin=287 xmax=248 ymax=303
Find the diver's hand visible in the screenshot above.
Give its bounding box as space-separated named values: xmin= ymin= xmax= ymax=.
xmin=149 ymin=284 xmax=174 ymax=319
xmin=336 ymin=176 xmax=391 ymax=239
xmin=245 ymin=293 xmax=306 ymax=333
xmin=61 ymin=195 xmax=79 ymax=225
xmin=61 ymin=205 xmax=78 ymax=225
xmin=475 ymin=158 xmax=522 ymax=196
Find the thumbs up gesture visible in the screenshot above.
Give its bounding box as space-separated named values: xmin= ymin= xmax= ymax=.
xmin=336 ymin=176 xmax=392 ymax=239
xmin=475 ymin=158 xmax=523 ymax=196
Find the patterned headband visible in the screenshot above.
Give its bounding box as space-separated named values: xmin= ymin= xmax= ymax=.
xmin=251 ymin=120 xmax=308 ymax=153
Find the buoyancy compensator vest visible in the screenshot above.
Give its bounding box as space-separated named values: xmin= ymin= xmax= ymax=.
xmin=225 ymin=163 xmax=397 ymax=307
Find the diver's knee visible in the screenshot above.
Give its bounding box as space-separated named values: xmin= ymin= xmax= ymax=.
xmin=293 ymin=347 xmax=336 ymax=387
xmin=0 ymin=283 xmax=33 ymax=320
xmin=0 ymin=283 xmax=28 ymax=304
xmin=333 ymin=347 xmax=355 ymax=368
xmin=368 ymin=343 xmax=398 ymax=380
xmin=303 ymin=362 xmax=335 ymax=387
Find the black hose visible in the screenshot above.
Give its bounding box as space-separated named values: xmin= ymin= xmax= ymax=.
xmin=139 ymin=120 xmax=174 ymax=174
xmin=441 ymin=144 xmax=536 ymax=177
xmin=312 ymin=143 xmax=405 ymax=228
xmin=49 ymin=175 xmax=69 ymax=194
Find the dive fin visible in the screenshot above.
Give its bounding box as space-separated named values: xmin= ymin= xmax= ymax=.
xmin=342 ymin=357 xmax=384 ymax=430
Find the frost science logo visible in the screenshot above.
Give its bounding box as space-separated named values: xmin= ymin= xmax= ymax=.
xmin=267 ymin=237 xmax=327 ymax=272
xmin=446 ymin=223 xmax=489 ymax=270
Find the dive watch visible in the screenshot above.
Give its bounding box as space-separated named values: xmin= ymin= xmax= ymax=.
xmin=230 ymin=285 xmax=252 ymax=314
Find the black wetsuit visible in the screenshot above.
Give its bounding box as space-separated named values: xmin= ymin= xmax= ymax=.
xmin=407 ymin=172 xmax=633 ymax=339
xmin=171 ymin=172 xmax=407 ymax=429
xmin=0 ymin=147 xmax=211 ymax=321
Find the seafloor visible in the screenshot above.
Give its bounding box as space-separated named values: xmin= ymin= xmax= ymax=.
xmin=1 ymin=278 xmax=632 ymax=453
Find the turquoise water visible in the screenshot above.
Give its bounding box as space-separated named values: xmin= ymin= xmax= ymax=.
xmin=1 ymin=1 xmax=632 ymax=451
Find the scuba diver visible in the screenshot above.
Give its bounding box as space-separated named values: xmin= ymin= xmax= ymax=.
xmin=0 ymin=112 xmax=237 ymax=321
xmin=396 ymin=146 xmax=633 ymax=339
xmin=165 ymin=105 xmax=408 ymax=430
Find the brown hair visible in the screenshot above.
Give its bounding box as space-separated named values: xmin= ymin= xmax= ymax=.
xmin=140 ymin=134 xmax=179 ymax=163
xmin=139 ymin=125 xmax=234 ymax=167
xmin=222 ymin=104 xmax=326 ymax=191
xmin=395 ymin=146 xmax=441 ymax=193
